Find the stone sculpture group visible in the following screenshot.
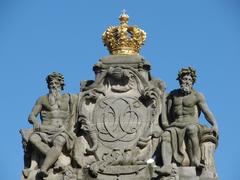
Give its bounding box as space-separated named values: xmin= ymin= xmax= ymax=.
xmin=20 ymin=12 xmax=219 ymax=180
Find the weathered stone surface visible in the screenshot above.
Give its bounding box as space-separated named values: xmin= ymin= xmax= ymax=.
xmin=156 ymin=67 xmax=219 ymax=179
xmin=20 ymin=12 xmax=219 ymax=180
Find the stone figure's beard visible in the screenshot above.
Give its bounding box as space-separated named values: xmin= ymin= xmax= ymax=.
xmin=180 ymin=83 xmax=192 ymax=94
xmin=48 ymin=88 xmax=61 ymax=106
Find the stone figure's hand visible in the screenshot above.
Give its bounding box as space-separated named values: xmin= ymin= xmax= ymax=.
xmin=211 ymin=125 xmax=218 ymax=137
xmin=33 ymin=121 xmax=40 ymax=131
xmin=59 ymin=125 xmax=65 ymax=131
xmin=162 ymin=122 xmax=169 ymax=130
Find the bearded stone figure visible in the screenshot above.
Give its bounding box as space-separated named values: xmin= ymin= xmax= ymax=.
xmin=20 ymin=72 xmax=78 ymax=179
xmin=156 ymin=67 xmax=218 ymax=179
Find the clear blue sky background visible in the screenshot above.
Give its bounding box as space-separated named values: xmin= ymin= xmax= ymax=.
xmin=0 ymin=1 xmax=239 ymax=179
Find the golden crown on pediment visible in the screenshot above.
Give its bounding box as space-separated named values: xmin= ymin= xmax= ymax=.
xmin=102 ymin=10 xmax=147 ymax=55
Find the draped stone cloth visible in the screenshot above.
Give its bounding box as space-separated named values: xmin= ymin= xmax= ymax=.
xmin=33 ymin=126 xmax=75 ymax=151
xmin=166 ymin=119 xmax=208 ymax=164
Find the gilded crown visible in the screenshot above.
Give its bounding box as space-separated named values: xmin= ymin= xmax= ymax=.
xmin=102 ymin=10 xmax=147 ymax=55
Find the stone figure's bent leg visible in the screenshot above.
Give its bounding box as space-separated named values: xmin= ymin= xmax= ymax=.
xmin=39 ymin=135 xmax=66 ymax=177
xmin=185 ymin=124 xmax=203 ymax=168
xmin=22 ymin=151 xmax=39 ymax=178
xmin=157 ymin=131 xmax=172 ymax=175
xmin=29 ymin=133 xmax=50 ymax=155
xmin=82 ymin=123 xmax=98 ymax=154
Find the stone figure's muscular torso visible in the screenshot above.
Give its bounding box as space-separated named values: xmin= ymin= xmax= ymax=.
xmin=34 ymin=94 xmax=71 ymax=128
xmin=168 ymin=90 xmax=200 ymax=123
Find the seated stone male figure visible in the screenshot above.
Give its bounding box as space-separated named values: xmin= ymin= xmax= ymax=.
xmin=27 ymin=72 xmax=76 ymax=177
xmin=160 ymin=67 xmax=218 ymax=175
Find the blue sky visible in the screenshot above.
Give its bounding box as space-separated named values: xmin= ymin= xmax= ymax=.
xmin=0 ymin=1 xmax=239 ymax=179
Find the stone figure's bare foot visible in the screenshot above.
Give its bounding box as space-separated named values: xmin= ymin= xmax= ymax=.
xmin=38 ymin=170 xmax=48 ymax=178
xmin=22 ymin=169 xmax=30 ymax=178
xmin=192 ymin=160 xmax=205 ymax=170
xmin=85 ymin=148 xmax=96 ymax=155
xmin=155 ymin=164 xmax=172 ymax=175
xmin=196 ymin=162 xmax=205 ymax=169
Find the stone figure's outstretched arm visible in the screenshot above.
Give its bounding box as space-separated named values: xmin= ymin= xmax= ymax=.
xmin=197 ymin=92 xmax=218 ymax=134
xmin=28 ymin=97 xmax=42 ymax=130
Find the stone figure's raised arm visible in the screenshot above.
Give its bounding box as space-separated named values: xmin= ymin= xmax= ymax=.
xmin=28 ymin=97 xmax=43 ymax=130
xmin=197 ymin=92 xmax=218 ymax=134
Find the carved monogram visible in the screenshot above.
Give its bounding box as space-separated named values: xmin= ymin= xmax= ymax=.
xmin=93 ymin=97 xmax=147 ymax=147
